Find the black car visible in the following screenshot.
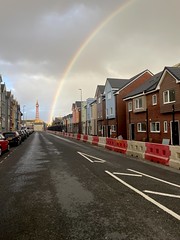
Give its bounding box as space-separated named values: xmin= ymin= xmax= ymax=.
xmin=3 ymin=131 xmax=21 ymax=146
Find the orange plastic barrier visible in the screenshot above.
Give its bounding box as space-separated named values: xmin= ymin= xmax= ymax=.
xmin=114 ymin=139 xmax=128 ymax=154
xmin=105 ymin=138 xmax=128 ymax=153
xmin=145 ymin=143 xmax=171 ymax=165
xmin=92 ymin=136 xmax=99 ymax=145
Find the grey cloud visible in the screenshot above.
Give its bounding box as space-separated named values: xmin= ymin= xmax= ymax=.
xmin=0 ymin=0 xmax=179 ymax=122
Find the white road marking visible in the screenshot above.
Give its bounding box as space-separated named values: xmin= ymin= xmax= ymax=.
xmin=144 ymin=190 xmax=180 ymax=199
xmin=77 ymin=152 xmax=106 ymax=163
xmin=105 ymin=170 xmax=180 ymax=221
xmin=128 ymin=168 xmax=180 ymax=188
xmin=113 ymin=172 xmax=142 ymax=177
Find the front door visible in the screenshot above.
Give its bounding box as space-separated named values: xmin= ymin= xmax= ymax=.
xmin=108 ymin=126 xmax=111 ymax=138
xmin=171 ymin=121 xmax=179 ymax=145
xmin=130 ymin=124 xmax=135 ymax=140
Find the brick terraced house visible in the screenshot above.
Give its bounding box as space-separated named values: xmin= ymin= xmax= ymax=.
xmin=124 ymin=66 xmax=180 ymax=145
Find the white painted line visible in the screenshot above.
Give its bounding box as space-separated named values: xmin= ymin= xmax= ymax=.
xmin=77 ymin=152 xmax=106 ymax=163
xmin=144 ymin=190 xmax=180 ymax=199
xmin=105 ymin=170 xmax=180 ymax=221
xmin=128 ymin=169 xmax=180 ymax=188
xmin=77 ymin=152 xmax=94 ymax=163
xmin=113 ymin=172 xmax=142 ymax=177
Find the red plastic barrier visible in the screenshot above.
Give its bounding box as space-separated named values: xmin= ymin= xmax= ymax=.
xmin=83 ymin=135 xmax=88 ymax=142
xmin=92 ymin=136 xmax=99 ymax=145
xmin=145 ymin=143 xmax=171 ymax=165
xmin=77 ymin=134 xmax=81 ymax=140
xmin=105 ymin=138 xmax=115 ymax=151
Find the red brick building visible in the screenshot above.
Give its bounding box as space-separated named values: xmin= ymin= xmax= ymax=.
xmin=124 ymin=67 xmax=180 ymax=145
xmin=115 ymin=70 xmax=153 ymax=139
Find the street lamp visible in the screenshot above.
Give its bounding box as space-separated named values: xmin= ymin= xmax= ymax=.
xmin=23 ymin=105 xmax=26 ymax=128
xmin=78 ymin=89 xmax=82 ymax=134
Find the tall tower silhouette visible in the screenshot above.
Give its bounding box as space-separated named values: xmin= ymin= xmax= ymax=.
xmin=35 ymin=100 xmax=39 ymax=120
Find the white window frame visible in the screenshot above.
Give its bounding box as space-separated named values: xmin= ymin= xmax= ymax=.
xmin=107 ymin=92 xmax=111 ymax=99
xmin=111 ymin=125 xmax=116 ymax=132
xmin=152 ymin=94 xmax=157 ymax=105
xmin=110 ymin=107 xmax=113 ymax=115
xmin=164 ymin=121 xmax=168 ymax=133
xmin=128 ymin=102 xmax=132 ymax=112
xmin=135 ymin=97 xmax=143 ymax=109
xmin=163 ymin=89 xmax=175 ymax=104
xmin=137 ymin=122 xmax=146 ymax=132
xmin=150 ymin=122 xmax=160 ymax=133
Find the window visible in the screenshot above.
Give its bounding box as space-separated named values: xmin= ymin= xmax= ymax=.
xmin=110 ymin=107 xmax=113 ymax=115
xmin=135 ymin=97 xmax=143 ymax=109
xmin=111 ymin=125 xmax=116 ymax=132
xmin=163 ymin=89 xmax=175 ymax=104
xmin=137 ymin=122 xmax=146 ymax=132
xmin=150 ymin=122 xmax=160 ymax=132
xmin=152 ymin=94 xmax=157 ymax=105
xmin=164 ymin=121 xmax=168 ymax=133
xmin=98 ymin=97 xmax=101 ymax=104
xmin=107 ymin=92 xmax=111 ymax=99
xmin=128 ymin=102 xmax=132 ymax=111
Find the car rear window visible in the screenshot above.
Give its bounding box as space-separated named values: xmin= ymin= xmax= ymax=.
xmin=4 ymin=133 xmax=15 ymax=137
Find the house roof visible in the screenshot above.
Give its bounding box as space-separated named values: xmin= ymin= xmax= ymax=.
xmin=123 ymin=71 xmax=162 ymax=99
xmin=165 ymin=67 xmax=180 ymax=81
xmin=75 ymin=101 xmax=81 ymax=108
xmin=123 ymin=66 xmax=180 ymax=100
xmin=115 ymin=69 xmax=153 ymax=95
xmin=107 ymin=78 xmax=131 ymax=90
xmin=98 ymin=85 xmax=105 ymax=94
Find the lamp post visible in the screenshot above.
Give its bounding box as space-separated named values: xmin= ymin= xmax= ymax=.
xmin=78 ymin=89 xmax=82 ymax=134
xmin=23 ymin=105 xmax=26 ymax=129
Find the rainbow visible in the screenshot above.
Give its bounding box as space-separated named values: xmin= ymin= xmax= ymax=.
xmin=49 ymin=0 xmax=134 ymax=123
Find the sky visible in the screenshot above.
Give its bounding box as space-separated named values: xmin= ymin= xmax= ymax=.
xmin=0 ymin=0 xmax=180 ymax=124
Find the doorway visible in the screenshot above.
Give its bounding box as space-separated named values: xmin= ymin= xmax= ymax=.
xmin=171 ymin=121 xmax=179 ymax=145
xmin=129 ymin=123 xmax=135 ymax=140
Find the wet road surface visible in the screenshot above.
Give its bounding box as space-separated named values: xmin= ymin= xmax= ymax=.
xmin=0 ymin=131 xmax=180 ymax=240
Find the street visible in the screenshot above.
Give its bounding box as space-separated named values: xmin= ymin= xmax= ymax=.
xmin=0 ymin=131 xmax=179 ymax=240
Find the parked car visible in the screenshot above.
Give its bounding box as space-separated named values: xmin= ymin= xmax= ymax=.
xmin=0 ymin=133 xmax=10 ymax=155
xmin=2 ymin=131 xmax=21 ymax=146
xmin=18 ymin=130 xmax=27 ymax=142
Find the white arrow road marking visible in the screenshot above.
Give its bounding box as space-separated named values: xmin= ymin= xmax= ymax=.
xmin=128 ymin=168 xmax=180 ymax=188
xmin=144 ymin=190 xmax=180 ymax=199
xmin=113 ymin=172 xmax=142 ymax=177
xmin=105 ymin=170 xmax=180 ymax=221
xmin=77 ymin=152 xmax=106 ymax=163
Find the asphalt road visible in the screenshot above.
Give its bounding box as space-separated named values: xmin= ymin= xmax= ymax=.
xmin=0 ymin=131 xmax=179 ymax=240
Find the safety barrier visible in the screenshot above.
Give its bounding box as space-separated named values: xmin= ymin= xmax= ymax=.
xmin=98 ymin=137 xmax=106 ymax=148
xmin=76 ymin=133 xmax=81 ymax=141
xmin=105 ymin=138 xmax=127 ymax=153
xmin=87 ymin=135 xmax=93 ymax=144
xmin=83 ymin=135 xmax=88 ymax=142
xmin=145 ymin=143 xmax=171 ymax=165
xmin=92 ymin=136 xmax=99 ymax=146
xmin=127 ymin=141 xmax=146 ymax=159
xmin=169 ymin=146 xmax=180 ymax=170
xmin=47 ymin=131 xmax=180 ymax=170
xmin=105 ymin=138 xmax=115 ymax=151
xmin=113 ymin=139 xmax=128 ymax=154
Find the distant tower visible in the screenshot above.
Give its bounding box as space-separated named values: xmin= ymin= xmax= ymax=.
xmin=35 ymin=100 xmax=39 ymax=120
